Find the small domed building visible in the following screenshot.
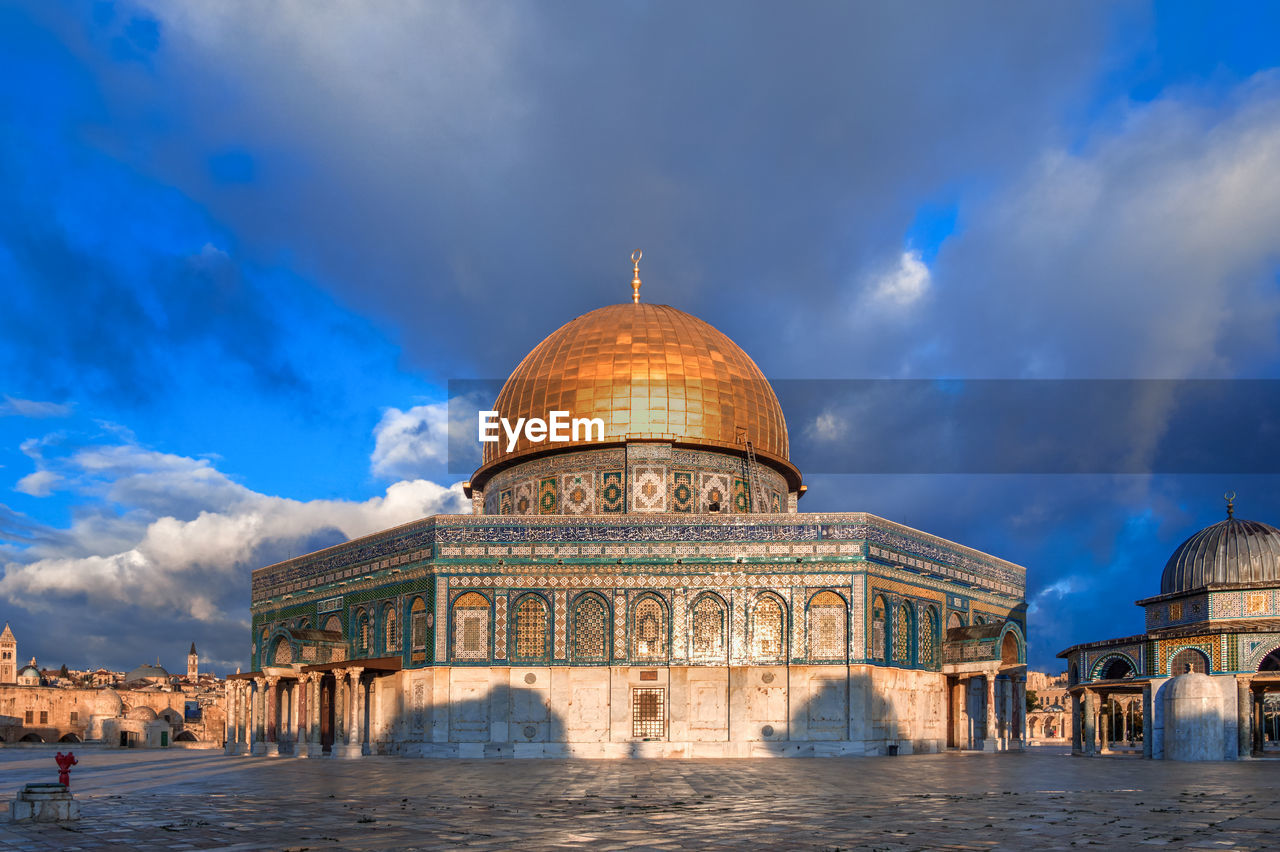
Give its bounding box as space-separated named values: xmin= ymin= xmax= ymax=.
xmin=1059 ymin=495 xmax=1280 ymax=759
xmin=231 ymin=259 xmax=1029 ymax=759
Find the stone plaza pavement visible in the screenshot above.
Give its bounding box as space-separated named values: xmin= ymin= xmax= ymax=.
xmin=2 ymin=747 xmax=1279 ymax=850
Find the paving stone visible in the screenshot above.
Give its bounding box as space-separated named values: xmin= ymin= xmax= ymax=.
xmin=1 ymin=747 xmax=1279 ymax=849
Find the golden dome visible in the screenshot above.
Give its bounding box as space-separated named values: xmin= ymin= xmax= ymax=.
xmin=471 ymin=302 xmax=798 ymax=490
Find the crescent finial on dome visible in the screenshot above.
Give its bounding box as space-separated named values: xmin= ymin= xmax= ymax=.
xmin=631 ymin=249 xmax=642 ymax=303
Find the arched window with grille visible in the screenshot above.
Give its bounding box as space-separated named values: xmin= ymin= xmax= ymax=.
xmin=919 ymin=606 xmax=938 ymax=667
xmin=691 ymin=594 xmax=727 ymax=662
xmin=892 ymin=602 xmax=913 ymax=665
xmin=947 ymin=611 xmax=963 ymax=630
xmin=355 ymin=610 xmax=371 ymax=657
xmin=409 ymin=597 xmax=428 ymax=663
xmin=571 ymin=593 xmax=610 ymax=663
xmin=1169 ymin=647 xmax=1209 ymax=675
xmin=751 ymin=594 xmax=786 ymax=659
xmin=452 ymin=592 xmax=491 ymax=662
xmin=383 ymin=604 xmax=399 ymax=653
xmin=871 ymin=595 xmax=888 ymax=661
xmin=807 ymin=590 xmax=847 ymax=661
xmin=631 ymin=595 xmax=668 ymax=662
xmin=512 ymin=594 xmax=550 ymax=662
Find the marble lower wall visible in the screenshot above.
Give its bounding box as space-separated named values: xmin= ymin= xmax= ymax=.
xmin=369 ymin=665 xmax=948 ymax=758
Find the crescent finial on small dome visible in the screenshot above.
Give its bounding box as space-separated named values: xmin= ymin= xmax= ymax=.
xmin=631 ymin=249 xmax=642 ymax=303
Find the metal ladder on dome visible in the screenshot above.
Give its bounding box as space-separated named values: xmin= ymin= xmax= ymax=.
xmin=737 ymin=428 xmax=769 ymax=514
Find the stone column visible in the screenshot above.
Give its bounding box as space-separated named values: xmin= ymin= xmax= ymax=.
xmin=1142 ymin=683 xmax=1153 ymax=759
xmin=1255 ymin=691 xmax=1266 ymax=755
xmin=1236 ymin=678 xmax=1252 ymax=759
xmin=1099 ymin=694 xmax=1111 ymax=754
xmin=312 ymin=675 xmax=326 ymax=757
xmin=1082 ymin=690 xmax=1095 ymax=756
xmin=295 ymin=680 xmax=305 ymax=746
xmin=265 ymin=676 xmax=281 ymax=754
xmin=224 ymin=682 xmax=236 ymax=754
xmin=1071 ymin=692 xmax=1082 ymax=753
xmin=983 ymin=674 xmax=998 ymax=751
xmin=352 ymin=667 xmax=367 ymax=755
xmin=1013 ymin=675 xmax=1026 ymax=749
xmin=251 ymin=677 xmax=267 ymax=755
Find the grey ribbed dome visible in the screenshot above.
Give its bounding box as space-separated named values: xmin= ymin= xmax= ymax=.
xmin=1160 ymin=516 xmax=1280 ymax=594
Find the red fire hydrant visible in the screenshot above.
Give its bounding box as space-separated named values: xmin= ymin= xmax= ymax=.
xmin=55 ymin=751 xmax=77 ymax=788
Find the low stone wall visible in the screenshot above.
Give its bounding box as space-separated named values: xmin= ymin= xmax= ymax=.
xmin=365 ymin=664 xmax=949 ymax=758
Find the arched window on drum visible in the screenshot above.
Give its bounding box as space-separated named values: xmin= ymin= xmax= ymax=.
xmin=631 ymin=595 xmax=668 ymax=662
xmin=892 ymin=602 xmax=914 ymax=665
xmin=409 ymin=597 xmax=428 ymax=663
xmin=452 ymin=593 xmax=491 ymax=662
xmin=751 ymin=594 xmax=786 ymax=660
xmin=919 ymin=606 xmax=938 ymax=667
xmin=383 ymin=603 xmax=399 ymax=653
xmin=512 ymin=594 xmax=550 ymax=663
xmin=355 ymin=609 xmax=371 ymax=657
xmin=871 ymin=595 xmax=888 ymax=662
xmin=691 ymin=594 xmax=727 ymax=662
xmin=807 ymin=591 xmax=847 ymax=661
xmin=571 ymin=593 xmax=610 ymax=663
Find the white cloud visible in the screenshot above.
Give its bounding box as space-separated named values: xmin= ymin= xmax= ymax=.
xmin=0 ymin=396 xmax=73 ymax=418
xmin=1 ymin=441 xmax=470 ymax=629
xmin=806 ymin=410 xmax=848 ymax=443
xmin=370 ymin=402 xmax=451 ymax=480
xmin=864 ymin=250 xmax=931 ymax=311
xmin=14 ymin=470 xmax=62 ymax=497
xmin=927 ymin=74 xmax=1280 ymax=380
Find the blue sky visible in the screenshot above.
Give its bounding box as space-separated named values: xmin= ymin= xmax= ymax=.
xmin=2 ymin=1 xmax=1279 ymax=674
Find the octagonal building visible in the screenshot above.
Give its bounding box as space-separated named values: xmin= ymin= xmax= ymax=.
xmin=229 ymin=264 xmax=1029 ymax=758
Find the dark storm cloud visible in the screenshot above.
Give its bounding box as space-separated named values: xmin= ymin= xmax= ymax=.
xmin=87 ymin=1 xmax=1117 ymax=382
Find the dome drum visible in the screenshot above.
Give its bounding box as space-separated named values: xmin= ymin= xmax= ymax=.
xmin=480 ymin=443 xmax=793 ymax=516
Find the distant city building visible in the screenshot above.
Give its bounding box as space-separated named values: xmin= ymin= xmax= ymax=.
xmin=0 ymin=624 xmax=15 ymax=685
xmin=1059 ymin=496 xmax=1280 ymax=760
xmin=1025 ymin=670 xmax=1071 ymax=743
xmin=232 ymin=268 xmax=1030 ymax=760
xmin=0 ymin=627 xmax=225 ymax=749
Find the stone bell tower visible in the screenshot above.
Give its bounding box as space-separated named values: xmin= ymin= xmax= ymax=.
xmin=0 ymin=624 xmax=15 ymax=685
xmin=187 ymin=641 xmax=198 ymax=681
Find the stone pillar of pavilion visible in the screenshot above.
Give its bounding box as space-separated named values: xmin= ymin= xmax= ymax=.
xmin=982 ymin=673 xmax=998 ymax=752
xmin=354 ymin=667 xmax=367 ymax=756
xmin=1098 ymin=694 xmax=1110 ymax=754
xmin=265 ymin=675 xmax=281 ymax=756
xmin=338 ymin=667 xmax=366 ymax=758
xmin=1082 ymin=690 xmax=1095 ymax=756
xmin=241 ymin=680 xmax=252 ymax=751
xmin=293 ymin=680 xmax=305 ymax=752
xmin=223 ymin=681 xmax=237 ymax=755
xmin=1237 ymin=678 xmax=1253 ymax=759
xmin=1254 ymin=691 xmax=1265 ymax=755
xmin=1012 ymin=675 xmax=1027 ymax=750
xmin=310 ymin=674 xmax=326 ymax=758
xmin=1142 ymin=683 xmax=1153 ymax=759
xmin=336 ymin=672 xmax=348 ymax=747
xmin=251 ymin=677 xmax=268 ymax=756
xmin=1071 ymin=692 xmax=1082 ymax=753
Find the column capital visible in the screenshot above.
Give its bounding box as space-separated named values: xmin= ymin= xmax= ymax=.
xmin=265 ymin=675 xmax=280 ymax=688
xmin=348 ymin=666 xmax=365 ymax=682
xmin=253 ymin=675 xmax=266 ymax=688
